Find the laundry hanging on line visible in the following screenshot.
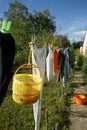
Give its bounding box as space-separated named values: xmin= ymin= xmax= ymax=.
xmin=31 ymin=43 xmax=70 ymax=129
xmin=45 ymin=44 xmax=71 ymax=87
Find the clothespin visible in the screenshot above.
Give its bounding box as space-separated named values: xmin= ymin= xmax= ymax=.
xmin=1 ymin=19 xmax=11 ymax=33
xmin=28 ymin=35 xmax=35 ymax=64
xmin=30 ymin=35 xmax=36 ymax=49
xmin=31 ymin=34 xmax=36 ymax=43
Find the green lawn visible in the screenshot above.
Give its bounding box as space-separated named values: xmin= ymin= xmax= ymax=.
xmin=0 ymin=72 xmax=74 ymax=130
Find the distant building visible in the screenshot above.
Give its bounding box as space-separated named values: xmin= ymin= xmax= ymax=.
xmin=83 ymin=30 xmax=87 ymax=56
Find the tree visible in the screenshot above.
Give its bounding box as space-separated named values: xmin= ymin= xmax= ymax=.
xmin=4 ymin=1 xmax=56 ymax=47
xmin=71 ymin=41 xmax=83 ymax=49
xmin=32 ymin=10 xmax=56 ymax=35
xmin=4 ymin=0 xmax=33 ymax=66
xmin=3 ymin=0 xmax=57 ymax=65
xmin=4 ymin=0 xmax=32 ymax=46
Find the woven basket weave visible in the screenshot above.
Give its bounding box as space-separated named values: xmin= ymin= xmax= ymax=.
xmin=12 ymin=64 xmax=42 ymax=104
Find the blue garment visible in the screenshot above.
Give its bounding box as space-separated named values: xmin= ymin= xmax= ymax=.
xmin=63 ymin=48 xmax=70 ymax=87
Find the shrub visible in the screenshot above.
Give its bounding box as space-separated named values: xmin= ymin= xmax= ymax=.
xmin=70 ymin=46 xmax=75 ymax=68
xmin=77 ymin=54 xmax=83 ymax=67
xmin=82 ymin=56 xmax=87 ymax=83
xmin=82 ymin=56 xmax=87 ymax=74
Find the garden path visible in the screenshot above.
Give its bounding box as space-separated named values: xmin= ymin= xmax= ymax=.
xmin=69 ymin=66 xmax=87 ymax=130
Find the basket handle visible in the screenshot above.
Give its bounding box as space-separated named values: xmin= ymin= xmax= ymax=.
xmin=14 ymin=63 xmax=40 ymax=75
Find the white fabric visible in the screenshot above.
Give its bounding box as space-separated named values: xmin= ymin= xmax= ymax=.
xmin=46 ymin=45 xmax=54 ymax=81
xmin=32 ymin=43 xmax=46 ymax=130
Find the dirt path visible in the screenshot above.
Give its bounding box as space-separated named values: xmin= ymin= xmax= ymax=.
xmin=69 ymin=66 xmax=87 ymax=130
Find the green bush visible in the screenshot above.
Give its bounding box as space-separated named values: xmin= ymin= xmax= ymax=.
xmin=70 ymin=46 xmax=75 ymax=68
xmin=82 ymin=56 xmax=87 ymax=74
xmin=77 ymin=54 xmax=83 ymax=67
xmin=13 ymin=45 xmax=29 ymax=68
xmin=82 ymin=56 xmax=87 ymax=83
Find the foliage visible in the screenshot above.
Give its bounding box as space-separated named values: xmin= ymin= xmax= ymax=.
xmin=4 ymin=0 xmax=56 ymax=48
xmin=35 ymin=32 xmax=68 ymax=48
xmin=4 ymin=0 xmax=33 ymax=46
xmin=82 ymin=56 xmax=87 ymax=74
xmin=77 ymin=54 xmax=84 ymax=67
xmin=82 ymin=56 xmax=87 ymax=83
xmin=31 ymin=9 xmax=56 ymax=35
xmin=35 ymin=31 xmax=54 ymax=48
xmin=72 ymin=41 xmax=83 ymax=49
xmin=74 ymin=48 xmax=80 ymax=60
xmin=60 ymin=35 xmax=70 ymax=48
xmin=70 ymin=45 xmax=75 ymax=68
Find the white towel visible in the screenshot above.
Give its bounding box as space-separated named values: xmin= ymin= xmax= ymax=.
xmin=46 ymin=44 xmax=54 ymax=81
xmin=32 ymin=43 xmax=46 ymax=130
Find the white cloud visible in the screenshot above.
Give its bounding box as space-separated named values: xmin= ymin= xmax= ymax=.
xmin=68 ymin=30 xmax=86 ymax=43
xmin=72 ymin=30 xmax=86 ymax=36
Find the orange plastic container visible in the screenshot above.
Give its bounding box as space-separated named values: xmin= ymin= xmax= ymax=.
xmin=74 ymin=94 xmax=86 ymax=105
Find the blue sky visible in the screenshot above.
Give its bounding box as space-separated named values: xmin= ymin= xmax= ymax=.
xmin=0 ymin=0 xmax=87 ymax=43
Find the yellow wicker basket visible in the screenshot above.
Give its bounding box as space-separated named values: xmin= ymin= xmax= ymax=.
xmin=12 ymin=63 xmax=42 ymax=104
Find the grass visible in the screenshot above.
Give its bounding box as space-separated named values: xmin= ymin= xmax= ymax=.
xmin=0 ymin=70 xmax=74 ymax=130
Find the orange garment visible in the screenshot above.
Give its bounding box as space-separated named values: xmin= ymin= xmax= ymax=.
xmin=53 ymin=49 xmax=58 ymax=75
